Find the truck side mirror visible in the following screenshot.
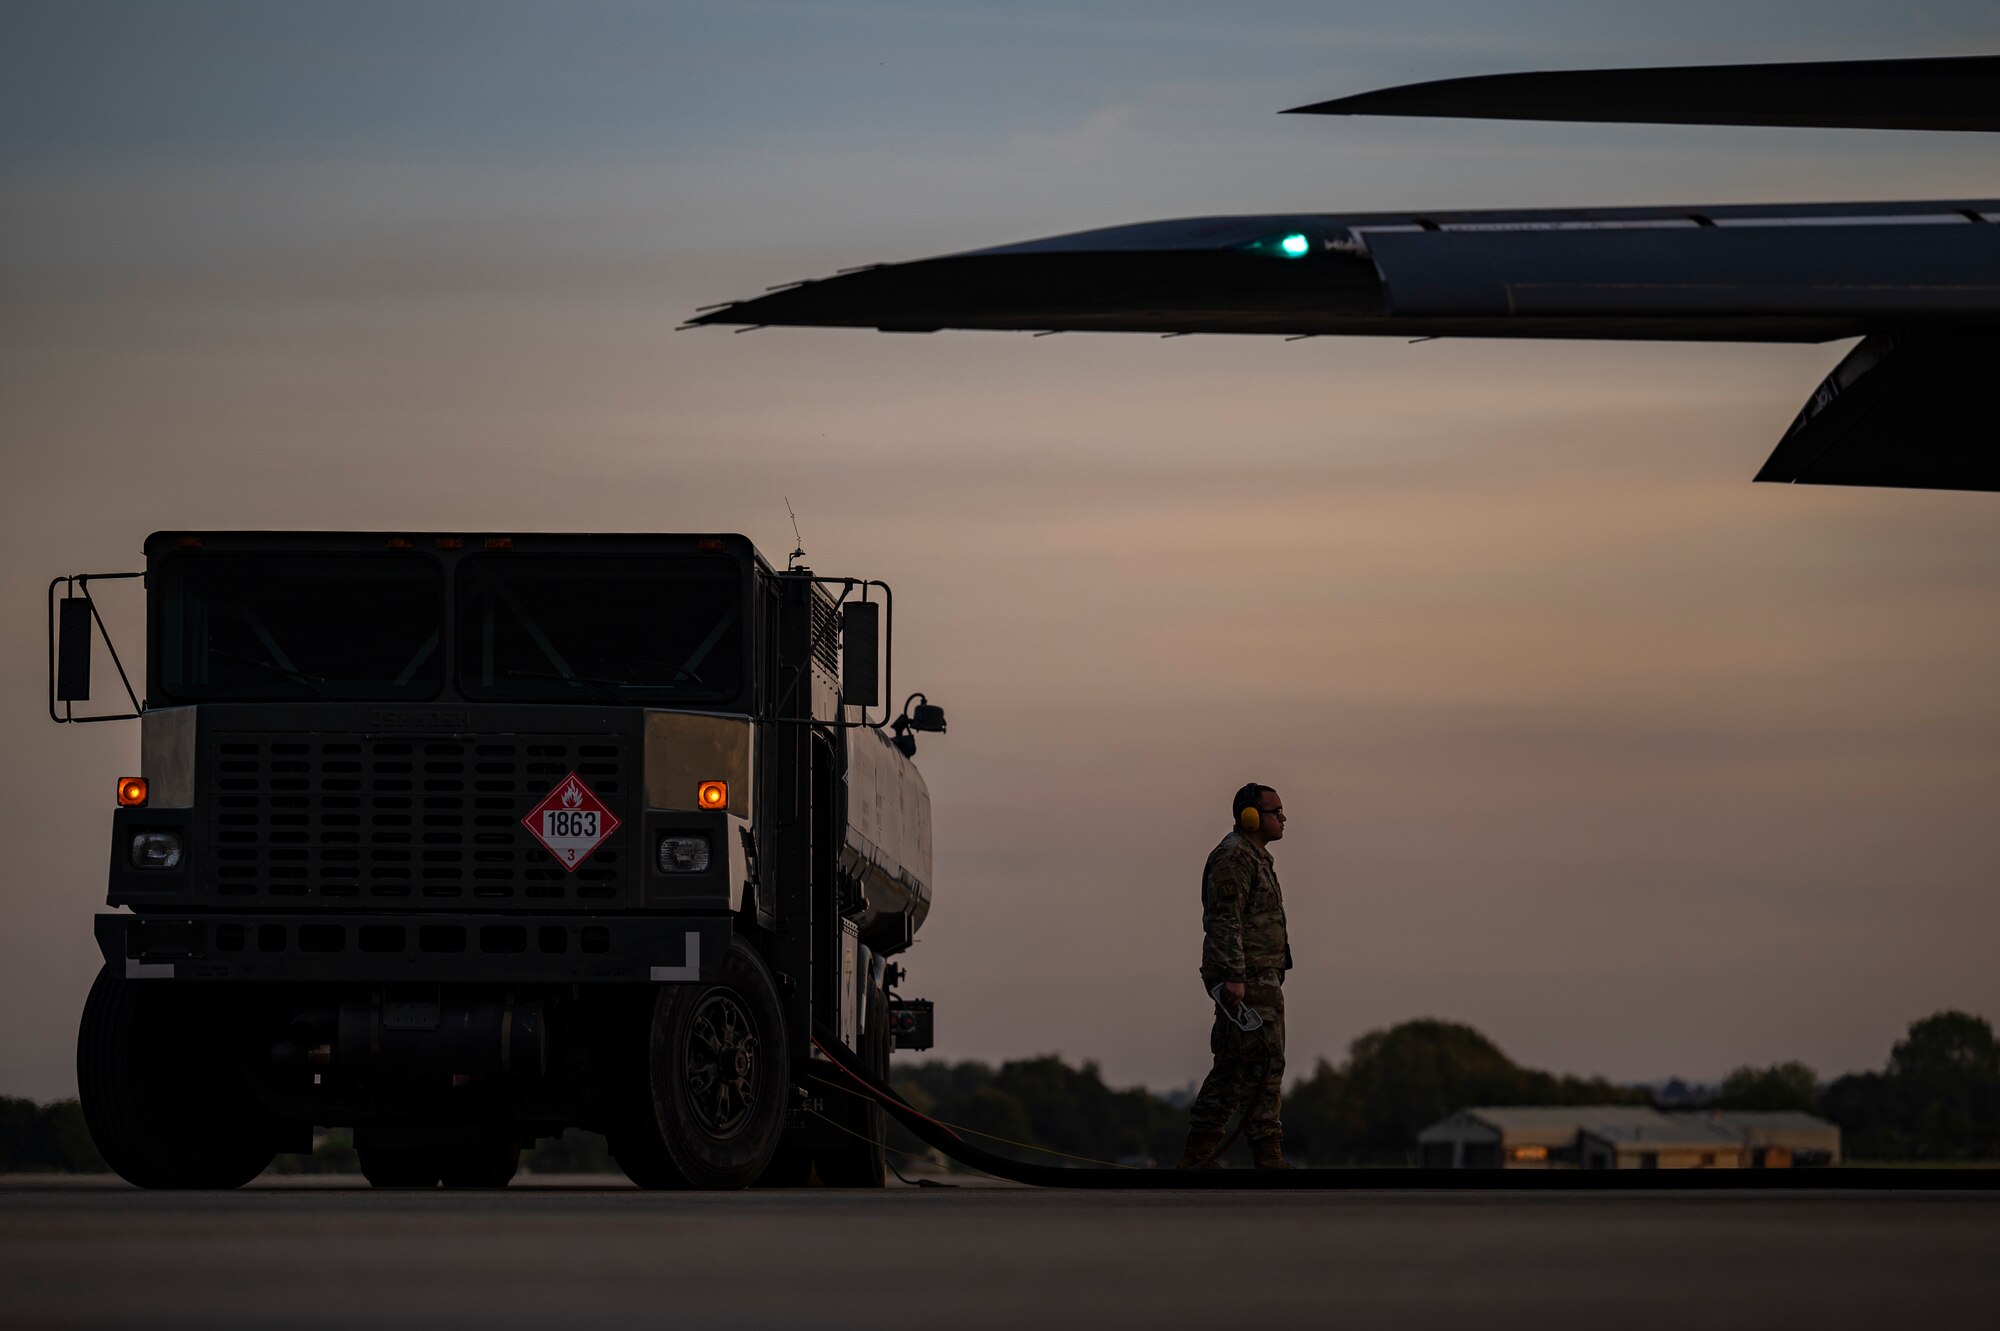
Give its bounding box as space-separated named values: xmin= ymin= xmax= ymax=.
xmin=47 ymin=571 xmax=143 ymax=723
xmin=56 ymin=598 xmax=92 ymax=702
xmin=890 ymin=693 xmax=943 ymax=758
xmin=841 ymin=601 xmax=880 ymax=708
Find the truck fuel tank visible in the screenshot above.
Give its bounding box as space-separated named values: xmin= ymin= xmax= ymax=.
xmin=840 ymin=726 xmax=933 ymax=953
xmin=270 ymin=996 xmax=548 ymax=1081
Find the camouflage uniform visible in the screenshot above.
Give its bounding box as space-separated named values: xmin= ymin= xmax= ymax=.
xmin=1187 ymin=830 xmax=1291 ymax=1146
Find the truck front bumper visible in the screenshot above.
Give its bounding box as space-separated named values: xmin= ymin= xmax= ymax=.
xmin=95 ymin=912 xmax=732 ymax=984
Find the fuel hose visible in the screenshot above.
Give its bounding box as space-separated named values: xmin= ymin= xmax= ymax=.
xmin=807 ymin=1024 xmax=1989 ymax=1191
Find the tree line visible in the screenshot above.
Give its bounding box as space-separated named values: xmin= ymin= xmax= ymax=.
xmin=1673 ymin=1011 xmax=2000 ymax=1160
xmin=888 ymin=1018 xmax=1649 ymax=1168
xmin=0 ymin=1097 xmax=103 ymax=1173
xmin=888 ymin=1009 xmax=2000 ymax=1168
xmin=4 ymin=1010 xmax=1993 ymax=1172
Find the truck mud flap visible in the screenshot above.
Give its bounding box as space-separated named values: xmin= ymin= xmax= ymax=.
xmin=95 ymin=913 xmax=731 ymax=985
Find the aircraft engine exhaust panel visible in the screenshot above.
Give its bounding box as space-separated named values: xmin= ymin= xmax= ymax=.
xmin=1756 ymin=333 xmax=2000 ymax=491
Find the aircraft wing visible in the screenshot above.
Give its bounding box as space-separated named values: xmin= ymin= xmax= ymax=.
xmin=690 ymin=200 xmax=2000 ymax=343
xmin=690 ymin=201 xmax=2000 ymax=489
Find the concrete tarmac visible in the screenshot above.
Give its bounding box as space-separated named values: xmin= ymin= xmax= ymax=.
xmin=4 ymin=1177 xmax=1997 ymax=1329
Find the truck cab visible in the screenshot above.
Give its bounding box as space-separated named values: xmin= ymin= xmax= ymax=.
xmin=56 ymin=531 xmax=942 ymax=1188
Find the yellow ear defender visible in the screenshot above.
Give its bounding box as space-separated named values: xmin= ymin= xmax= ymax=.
xmin=1238 ymin=805 xmax=1260 ymax=833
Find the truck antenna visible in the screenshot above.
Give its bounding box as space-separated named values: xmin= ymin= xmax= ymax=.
xmin=784 ymin=497 xmax=807 ymax=570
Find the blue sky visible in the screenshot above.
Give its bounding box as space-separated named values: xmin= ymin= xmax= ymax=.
xmin=10 ymin=2 xmax=1999 ymax=169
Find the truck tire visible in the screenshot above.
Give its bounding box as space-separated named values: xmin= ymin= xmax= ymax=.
xmin=606 ymin=936 xmax=788 ymax=1189
xmin=77 ymin=964 xmax=281 ymax=1189
xmin=813 ymin=985 xmax=889 ymax=1187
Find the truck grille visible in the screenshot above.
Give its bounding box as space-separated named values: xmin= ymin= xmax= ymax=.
xmin=202 ymin=732 xmax=636 ymax=908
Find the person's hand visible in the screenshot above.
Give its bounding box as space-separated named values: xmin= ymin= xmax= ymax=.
xmin=1222 ymin=981 xmax=1245 ymax=1007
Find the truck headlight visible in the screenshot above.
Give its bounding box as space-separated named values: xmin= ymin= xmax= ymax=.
xmin=657 ymin=834 xmax=711 ymax=874
xmin=130 ymin=832 xmax=184 ymax=870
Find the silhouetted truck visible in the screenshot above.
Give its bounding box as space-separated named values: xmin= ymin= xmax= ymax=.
xmin=51 ymin=532 xmax=943 ymax=1188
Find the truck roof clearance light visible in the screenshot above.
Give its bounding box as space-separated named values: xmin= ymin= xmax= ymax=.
xmin=697 ymin=781 xmax=728 ymax=810
xmin=117 ymin=777 xmax=148 ymax=808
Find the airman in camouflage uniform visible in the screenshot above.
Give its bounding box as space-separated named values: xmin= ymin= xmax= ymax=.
xmin=1179 ymin=783 xmax=1294 ymax=1169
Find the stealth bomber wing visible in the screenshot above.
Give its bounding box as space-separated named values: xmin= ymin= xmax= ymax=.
xmin=689 ymin=56 xmax=2000 ymax=491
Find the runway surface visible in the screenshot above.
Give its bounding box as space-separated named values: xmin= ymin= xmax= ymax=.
xmin=4 ymin=1177 xmax=1997 ymax=1329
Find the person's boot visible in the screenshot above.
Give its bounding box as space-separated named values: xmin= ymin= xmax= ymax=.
xmin=1251 ymin=1135 xmax=1295 ymax=1170
xmin=1177 ymin=1130 xmax=1226 ymax=1169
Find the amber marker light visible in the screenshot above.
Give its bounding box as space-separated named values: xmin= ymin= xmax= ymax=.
xmin=697 ymin=781 xmax=729 ymax=810
xmin=117 ymin=777 xmax=149 ymax=808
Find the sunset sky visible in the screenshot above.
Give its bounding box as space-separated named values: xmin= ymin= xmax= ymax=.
xmin=4 ymin=1 xmax=1997 ymax=1101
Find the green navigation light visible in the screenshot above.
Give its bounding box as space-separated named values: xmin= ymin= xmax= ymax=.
xmin=1240 ymin=230 xmax=1318 ymax=260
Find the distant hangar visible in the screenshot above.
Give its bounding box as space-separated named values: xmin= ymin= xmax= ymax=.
xmin=1418 ymin=1107 xmax=1841 ymax=1169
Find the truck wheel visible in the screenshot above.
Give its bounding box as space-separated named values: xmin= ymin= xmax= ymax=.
xmin=607 ymin=937 xmax=788 ymax=1189
xmin=814 ymin=985 xmax=889 ymax=1188
xmin=77 ymin=964 xmax=281 ymax=1189
xmin=358 ymin=1149 xmax=442 ymax=1189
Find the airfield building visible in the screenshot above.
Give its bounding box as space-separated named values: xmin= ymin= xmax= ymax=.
xmin=1417 ymin=1107 xmax=1841 ymax=1169
xmin=1576 ymin=1116 xmax=1748 ymax=1170
xmin=1706 ymin=1111 xmax=1844 ymax=1167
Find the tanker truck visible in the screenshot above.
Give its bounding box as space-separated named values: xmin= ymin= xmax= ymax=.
xmin=50 ymin=532 xmax=943 ymax=1189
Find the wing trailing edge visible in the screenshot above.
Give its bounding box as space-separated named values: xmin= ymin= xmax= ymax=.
xmin=1286 ymin=55 xmax=2000 ymax=132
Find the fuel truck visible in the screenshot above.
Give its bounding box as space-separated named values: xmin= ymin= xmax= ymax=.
xmin=50 ymin=532 xmax=944 ymax=1189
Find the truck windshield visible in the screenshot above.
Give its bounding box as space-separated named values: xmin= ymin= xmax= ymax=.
xmin=457 ymin=556 xmax=743 ymax=702
xmin=158 ymin=554 xmax=445 ymax=700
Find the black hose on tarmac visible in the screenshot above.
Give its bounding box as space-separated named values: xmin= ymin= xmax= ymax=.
xmin=808 ymin=1024 xmax=1991 ymax=1191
